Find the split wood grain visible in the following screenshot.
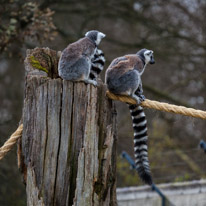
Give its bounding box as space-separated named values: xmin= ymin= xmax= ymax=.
xmin=20 ymin=72 xmax=117 ymax=206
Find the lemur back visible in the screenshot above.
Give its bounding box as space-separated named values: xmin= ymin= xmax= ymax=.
xmin=105 ymin=49 xmax=155 ymax=185
xmin=58 ymin=30 xmax=105 ymax=86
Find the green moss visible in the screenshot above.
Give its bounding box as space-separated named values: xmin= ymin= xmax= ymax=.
xmin=30 ymin=56 xmax=48 ymax=73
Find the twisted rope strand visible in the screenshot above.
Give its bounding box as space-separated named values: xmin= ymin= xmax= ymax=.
xmin=106 ymin=91 xmax=206 ymax=120
xmin=0 ymin=124 xmax=23 ymax=161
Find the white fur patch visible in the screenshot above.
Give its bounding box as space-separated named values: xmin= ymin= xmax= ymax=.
xmin=144 ymin=50 xmax=153 ymax=64
xmin=92 ymin=63 xmax=104 ymax=69
xmin=139 ymin=144 xmax=148 ymax=150
xmin=96 ymin=49 xmax=104 ymax=56
xmin=140 ymin=111 xmax=145 ymax=117
xmin=134 ymin=128 xmax=147 ymax=136
xmin=96 ymin=32 xmax=106 ymax=45
xmin=140 ymin=151 xmax=148 ymax=157
xmin=143 ymin=161 xmax=150 ymax=167
xmin=85 ymin=31 xmax=90 ymax=37
xmin=134 ymin=147 xmax=148 ymax=156
xmin=130 ymin=106 xmax=143 ymax=113
xmin=133 ymin=120 xmax=147 ymax=127
xmin=134 ymin=136 xmax=148 ymax=143
xmin=95 ymin=55 xmax=105 ymax=62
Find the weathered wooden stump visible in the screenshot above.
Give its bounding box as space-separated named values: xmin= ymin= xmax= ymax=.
xmin=18 ymin=48 xmax=117 ymax=206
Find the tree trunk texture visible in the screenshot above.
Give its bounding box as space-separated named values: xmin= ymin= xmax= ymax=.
xmin=18 ymin=48 xmax=117 ymax=206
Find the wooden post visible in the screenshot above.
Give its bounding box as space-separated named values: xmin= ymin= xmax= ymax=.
xmin=18 ymin=48 xmax=117 ymax=206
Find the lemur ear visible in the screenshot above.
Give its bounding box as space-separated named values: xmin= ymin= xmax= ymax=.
xmin=85 ymin=31 xmax=89 ymax=37
xmin=99 ymin=32 xmax=106 ymax=39
xmin=145 ymin=50 xmax=153 ymax=55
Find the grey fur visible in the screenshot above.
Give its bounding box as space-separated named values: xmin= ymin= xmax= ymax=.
xmin=106 ymin=49 xmax=154 ymax=103
xmin=59 ymin=57 xmax=90 ymax=81
xmin=85 ymin=30 xmax=106 ymax=46
xmin=105 ymin=49 xmax=155 ymax=185
xmin=107 ymin=70 xmax=141 ymax=102
xmin=58 ymin=30 xmax=105 ymax=86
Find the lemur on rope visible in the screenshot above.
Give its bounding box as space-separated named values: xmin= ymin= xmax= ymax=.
xmin=105 ymin=49 xmax=155 ymax=185
xmin=58 ymin=30 xmax=106 ymax=86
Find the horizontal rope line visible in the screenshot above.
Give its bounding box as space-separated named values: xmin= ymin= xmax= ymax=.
xmin=106 ymin=91 xmax=206 ymax=120
xmin=0 ymin=91 xmax=205 ymax=161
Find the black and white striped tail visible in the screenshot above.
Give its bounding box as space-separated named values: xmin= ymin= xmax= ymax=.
xmin=90 ymin=49 xmax=105 ymax=80
xmin=129 ymin=104 xmax=152 ymax=185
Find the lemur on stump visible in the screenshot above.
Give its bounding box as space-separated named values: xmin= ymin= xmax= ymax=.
xmin=105 ymin=49 xmax=155 ymax=185
xmin=58 ymin=30 xmax=106 ymax=86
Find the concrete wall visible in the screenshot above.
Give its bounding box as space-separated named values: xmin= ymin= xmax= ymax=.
xmin=117 ymin=179 xmax=206 ymax=206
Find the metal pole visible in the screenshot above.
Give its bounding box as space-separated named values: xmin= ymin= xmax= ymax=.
xmin=151 ymin=184 xmax=165 ymax=206
xmin=200 ymin=140 xmax=206 ymax=153
xmin=121 ymin=151 xmax=166 ymax=206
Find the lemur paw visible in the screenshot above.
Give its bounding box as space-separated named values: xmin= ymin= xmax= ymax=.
xmin=91 ymin=81 xmax=98 ymax=87
xmin=139 ymin=94 xmax=146 ymax=101
xmin=84 ymin=79 xmax=98 ymax=87
xmin=131 ymin=94 xmax=142 ymax=105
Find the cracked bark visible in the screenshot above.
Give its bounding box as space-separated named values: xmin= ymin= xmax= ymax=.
xmin=18 ymin=48 xmax=117 ymax=206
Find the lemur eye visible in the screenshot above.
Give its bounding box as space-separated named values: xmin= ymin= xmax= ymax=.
xmin=146 ymin=51 xmax=151 ymax=56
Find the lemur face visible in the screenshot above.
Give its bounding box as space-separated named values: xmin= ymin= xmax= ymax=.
xmin=85 ymin=30 xmax=106 ymax=45
xmin=136 ymin=48 xmax=155 ymax=65
xmin=144 ymin=50 xmax=155 ymax=64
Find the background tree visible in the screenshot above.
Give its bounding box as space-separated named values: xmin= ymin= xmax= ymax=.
xmin=0 ymin=0 xmax=206 ymax=205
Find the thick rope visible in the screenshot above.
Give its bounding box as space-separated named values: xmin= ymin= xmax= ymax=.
xmin=106 ymin=91 xmax=206 ymax=120
xmin=0 ymin=92 xmax=206 ymax=161
xmin=0 ymin=124 xmax=23 ymax=161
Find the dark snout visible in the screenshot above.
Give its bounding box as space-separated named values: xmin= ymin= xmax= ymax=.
xmin=150 ymin=56 xmax=155 ymax=64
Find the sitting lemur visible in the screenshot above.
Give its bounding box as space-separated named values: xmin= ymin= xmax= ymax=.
xmin=58 ymin=30 xmax=106 ymax=85
xmin=105 ymin=49 xmax=155 ymax=185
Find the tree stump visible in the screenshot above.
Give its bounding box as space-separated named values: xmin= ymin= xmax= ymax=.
xmin=18 ymin=48 xmax=117 ymax=206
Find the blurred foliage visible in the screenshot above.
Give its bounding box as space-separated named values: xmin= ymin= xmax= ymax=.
xmin=0 ymin=0 xmax=57 ymax=56
xmin=117 ymin=155 xmax=142 ymax=187
xmin=0 ymin=0 xmax=206 ymax=205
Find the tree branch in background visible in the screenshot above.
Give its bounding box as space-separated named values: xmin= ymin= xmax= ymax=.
xmin=0 ymin=2 xmax=57 ymax=55
xmin=144 ymin=84 xmax=191 ymax=107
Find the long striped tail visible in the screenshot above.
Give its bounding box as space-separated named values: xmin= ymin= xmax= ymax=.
xmin=129 ymin=104 xmax=153 ymax=185
xmin=90 ymin=49 xmax=105 ymax=80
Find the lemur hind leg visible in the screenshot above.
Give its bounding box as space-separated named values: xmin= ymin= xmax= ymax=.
xmin=79 ymin=72 xmax=97 ymax=86
xmin=132 ymin=87 xmax=145 ymax=104
xmin=134 ymin=79 xmax=145 ymax=102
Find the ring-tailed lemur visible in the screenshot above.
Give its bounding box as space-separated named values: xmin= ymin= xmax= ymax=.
xmin=58 ymin=30 xmax=106 ymax=86
xmin=105 ymin=49 xmax=155 ymax=185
